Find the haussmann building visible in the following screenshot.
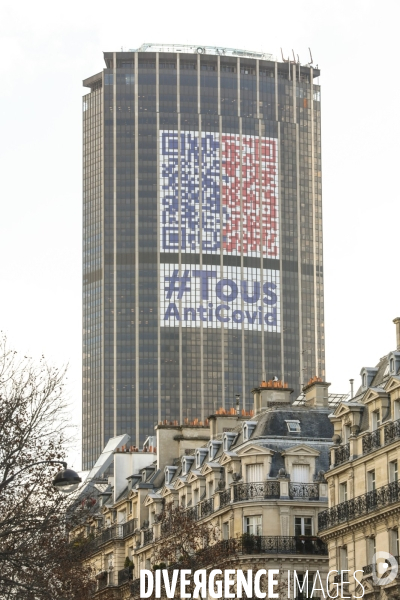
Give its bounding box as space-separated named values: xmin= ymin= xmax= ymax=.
xmin=82 ymin=43 xmax=324 ymax=469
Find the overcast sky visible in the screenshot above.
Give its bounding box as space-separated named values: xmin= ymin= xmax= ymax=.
xmin=1 ymin=0 xmax=399 ymax=469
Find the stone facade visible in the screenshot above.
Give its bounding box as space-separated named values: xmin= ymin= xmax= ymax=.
xmin=74 ymin=380 xmax=341 ymax=599
xmin=318 ymin=318 xmax=400 ymax=600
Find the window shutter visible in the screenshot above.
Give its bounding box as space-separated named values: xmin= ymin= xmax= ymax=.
xmin=246 ymin=464 xmax=263 ymax=482
xmin=291 ymin=464 xmax=310 ymax=483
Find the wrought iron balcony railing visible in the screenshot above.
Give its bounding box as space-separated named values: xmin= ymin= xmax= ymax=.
xmin=129 ymin=537 xmax=327 ymax=598
xmin=219 ymin=488 xmax=231 ymax=508
xmin=384 ymin=419 xmax=400 ymax=445
xmin=362 ymin=564 xmax=373 ymax=575
xmin=238 ymin=535 xmax=328 ymax=556
xmin=333 ymin=572 xmax=349 ymax=582
xmin=143 ymin=527 xmax=153 ymax=545
xmin=334 ymin=443 xmax=350 ymax=466
xmin=289 ymin=483 xmax=319 ymax=500
xmin=233 ymin=481 xmax=280 ymax=502
xmin=318 ymin=480 xmax=400 ymax=531
xmin=118 ymin=567 xmax=132 ymax=585
xmin=198 ymin=497 xmax=214 ymax=518
xmin=362 ymin=429 xmax=381 ymax=455
xmin=122 ymin=518 xmax=137 ymax=537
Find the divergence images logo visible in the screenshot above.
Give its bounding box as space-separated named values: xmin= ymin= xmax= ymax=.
xmin=160 ymin=265 xmax=280 ymax=332
xmin=372 ymin=552 xmax=398 ymax=585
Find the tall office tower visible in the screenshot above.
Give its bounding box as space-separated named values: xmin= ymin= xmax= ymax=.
xmin=82 ymin=44 xmax=324 ymax=469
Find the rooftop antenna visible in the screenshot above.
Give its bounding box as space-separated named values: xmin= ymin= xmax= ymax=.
xmin=308 ymin=47 xmax=313 ymax=67
xmin=280 ymin=48 xmax=291 ymax=80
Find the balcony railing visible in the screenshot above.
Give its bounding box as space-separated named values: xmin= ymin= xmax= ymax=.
xmin=289 ymin=483 xmax=319 ymax=500
xmin=238 ymin=535 xmax=328 ymax=556
xmin=199 ymin=497 xmax=214 ymax=518
xmin=87 ymin=518 xmax=138 ymax=554
xmin=362 ymin=430 xmax=381 ymax=455
xmin=143 ymin=528 xmax=153 ymax=545
xmin=384 ymin=419 xmax=400 ymax=445
xmin=318 ymin=480 xmax=400 ymax=531
xmin=129 ymin=537 xmax=327 ymax=598
xmin=219 ymin=488 xmax=231 ymax=508
xmin=334 ymin=443 xmax=350 ymax=466
xmin=333 ymin=572 xmax=349 ymax=582
xmin=118 ymin=567 xmax=132 ymax=585
xmin=362 ymin=564 xmax=373 ymax=575
xmin=233 ymin=481 xmax=280 ymax=502
xmin=123 ymin=518 xmax=137 ymax=537
xmin=97 ymin=571 xmax=115 ymax=590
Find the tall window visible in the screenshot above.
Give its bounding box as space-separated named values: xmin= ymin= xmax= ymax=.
xmin=339 ymin=547 xmax=348 ymax=580
xmin=246 ymin=464 xmax=263 ymax=483
xmin=367 ymin=470 xmax=376 ymax=492
xmin=339 ymin=482 xmax=348 ymax=503
xmin=390 ymin=460 xmax=398 ymax=483
xmin=117 ymin=509 xmax=126 ymax=524
xmin=292 ymin=464 xmax=310 ymax=483
xmin=244 ymin=515 xmax=262 ymax=536
xmin=343 ymin=425 xmax=351 ymax=444
xmin=295 ymin=517 xmax=312 ymax=536
xmin=222 ymin=521 xmax=229 ymax=540
xmin=394 ymin=401 xmax=400 ymax=421
xmin=372 ymin=410 xmax=381 ymax=431
xmin=367 ymin=537 xmax=376 ymax=564
xmin=390 ymin=529 xmax=399 ymax=557
xmin=294 ymin=573 xmax=314 ymax=600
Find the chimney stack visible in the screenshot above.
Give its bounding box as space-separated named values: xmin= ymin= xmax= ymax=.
xmin=251 ymin=380 xmax=293 ymax=415
xmin=394 ymin=317 xmax=400 ymax=351
xmin=303 ymin=377 xmax=330 ymax=408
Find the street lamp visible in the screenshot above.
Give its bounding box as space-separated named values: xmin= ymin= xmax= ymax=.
xmin=0 ymin=460 xmax=82 ymax=495
xmin=52 ymin=463 xmax=82 ymax=494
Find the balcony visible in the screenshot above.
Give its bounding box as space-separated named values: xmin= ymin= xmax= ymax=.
xmin=219 ymin=488 xmax=231 ymax=508
xmin=334 ymin=443 xmax=350 ymax=466
xmin=238 ymin=535 xmax=327 ymax=556
xmin=143 ymin=527 xmax=153 ymax=545
xmin=289 ymin=483 xmax=319 ymax=500
xmin=318 ymin=480 xmax=400 ymax=531
xmin=198 ymin=497 xmax=214 ymax=518
xmin=123 ymin=518 xmax=137 ymax=537
xmin=384 ymin=419 xmax=400 ymax=445
xmin=362 ymin=430 xmax=381 ymax=455
xmin=362 ymin=564 xmax=373 ymax=575
xmin=333 ymin=572 xmax=349 ymax=583
xmin=88 ymin=518 xmax=138 ymax=553
xmin=97 ymin=570 xmax=115 ymax=590
xmin=233 ymin=481 xmax=280 ymax=502
xmin=118 ymin=567 xmax=132 ymax=585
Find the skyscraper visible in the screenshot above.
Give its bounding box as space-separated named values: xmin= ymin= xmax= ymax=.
xmin=82 ymin=44 xmax=324 ymax=469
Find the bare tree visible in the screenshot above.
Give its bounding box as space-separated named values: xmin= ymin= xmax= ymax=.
xmin=132 ymin=502 xmax=238 ymax=599
xmin=0 ymin=335 xmax=94 ymax=599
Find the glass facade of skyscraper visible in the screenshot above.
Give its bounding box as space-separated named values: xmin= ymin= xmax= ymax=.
xmin=82 ymin=45 xmax=324 ymax=469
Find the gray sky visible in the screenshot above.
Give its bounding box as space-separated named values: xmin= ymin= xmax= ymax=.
xmin=1 ymin=0 xmax=399 ymax=469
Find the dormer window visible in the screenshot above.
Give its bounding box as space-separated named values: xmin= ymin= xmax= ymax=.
xmin=223 ymin=432 xmax=237 ymax=451
xmin=285 ymin=420 xmax=301 ymax=433
xmin=243 ymin=421 xmax=257 ymax=441
xmin=343 ymin=424 xmax=351 ymax=444
xmin=195 ymin=449 xmax=208 ymax=469
xmin=164 ymin=466 xmax=177 ymax=484
xmin=360 ymin=367 xmax=379 ymax=390
xmin=390 ymin=358 xmax=395 ymax=373
xmin=182 ymin=455 xmax=194 ymax=475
